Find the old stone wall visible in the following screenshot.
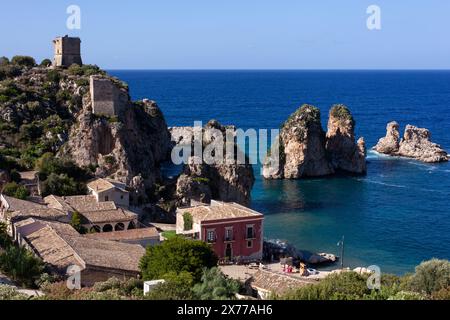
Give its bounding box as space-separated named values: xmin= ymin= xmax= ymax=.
xmin=90 ymin=77 xmax=128 ymax=117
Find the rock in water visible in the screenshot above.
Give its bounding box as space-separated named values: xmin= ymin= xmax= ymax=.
xmin=373 ymin=121 xmax=401 ymax=154
xmin=325 ymin=105 xmax=367 ymax=174
xmin=398 ymin=125 xmax=448 ymax=163
xmin=374 ymin=122 xmax=448 ymax=163
xmin=264 ymin=104 xmax=334 ymax=179
xmin=172 ymin=120 xmax=255 ymax=206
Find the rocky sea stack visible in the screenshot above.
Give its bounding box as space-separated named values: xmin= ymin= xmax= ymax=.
xmin=263 ymin=104 xmax=366 ymax=179
xmin=374 ymin=122 xmax=448 ymax=163
xmin=172 ymin=120 xmax=255 ymax=206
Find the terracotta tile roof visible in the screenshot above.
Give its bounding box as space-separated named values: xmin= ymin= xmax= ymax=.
xmin=178 ymin=201 xmax=264 ymax=223
xmin=249 ymin=270 xmax=316 ymax=296
xmin=15 ymin=219 xmax=144 ymax=273
xmin=10 ymin=207 xmax=68 ymax=222
xmin=44 ymin=195 xmax=74 ymax=213
xmin=1 ymin=195 xmax=45 ymax=212
xmin=62 ymin=195 xmax=117 ymax=213
xmin=87 ymin=178 xmax=128 ymax=193
xmin=85 ymin=228 xmax=159 ymax=241
xmin=63 ymin=235 xmax=145 ymax=272
xmin=15 ymin=219 xmax=84 ymax=272
xmin=79 ymin=208 xmax=137 ymax=224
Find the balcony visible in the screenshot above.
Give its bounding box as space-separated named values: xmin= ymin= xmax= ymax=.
xmin=245 ymin=231 xmax=257 ymax=240
xmin=224 ymin=236 xmax=235 ymax=242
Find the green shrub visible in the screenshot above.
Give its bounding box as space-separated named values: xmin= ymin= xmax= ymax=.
xmin=2 ymin=182 xmax=30 ymax=200
xmin=407 ymin=259 xmax=450 ymax=295
xmin=46 ymin=70 xmax=60 ymax=83
xmin=11 ymin=56 xmax=36 ymax=68
xmin=183 ymin=212 xmax=193 ymax=231
xmin=67 ymin=64 xmax=83 ymax=76
xmin=40 ymin=173 xmax=86 ymax=197
xmin=9 ymin=169 xmax=21 ymax=183
xmin=0 ymin=222 xmax=12 ymax=249
xmin=75 ymin=78 xmax=89 ymax=87
xmin=140 ymin=236 xmax=218 ymax=282
xmin=0 ymin=245 xmax=44 ymax=287
xmin=145 ymin=271 xmax=194 ymax=300
xmin=0 ymin=285 xmax=28 ymax=300
xmin=193 ymin=267 xmax=241 ymax=300
xmin=40 ymin=59 xmax=52 ymax=67
xmin=330 ymin=104 xmax=355 ymax=125
xmin=0 ymin=57 xmax=9 ymax=66
xmin=70 ymin=211 xmax=87 ymax=234
xmin=0 ymin=64 xmax=21 ymax=80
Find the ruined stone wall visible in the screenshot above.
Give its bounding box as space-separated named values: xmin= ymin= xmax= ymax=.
xmin=90 ymin=77 xmax=128 ymax=117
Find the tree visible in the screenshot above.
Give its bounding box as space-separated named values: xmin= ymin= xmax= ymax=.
xmin=0 ymin=56 xmax=9 ymax=66
xmin=40 ymin=173 xmax=83 ymax=197
xmin=145 ymin=271 xmax=195 ymax=300
xmin=140 ymin=236 xmax=218 ymax=282
xmin=0 ymin=245 xmax=44 ymax=287
xmin=9 ymin=169 xmax=21 ymax=183
xmin=193 ymin=267 xmax=241 ymax=300
xmin=183 ymin=212 xmax=193 ymax=231
xmin=407 ymin=259 xmax=450 ymax=295
xmin=70 ymin=211 xmax=87 ymax=234
xmin=0 ymin=222 xmax=12 ymax=249
xmin=2 ymin=182 xmax=30 ymax=200
xmin=11 ymin=56 xmax=36 ymax=68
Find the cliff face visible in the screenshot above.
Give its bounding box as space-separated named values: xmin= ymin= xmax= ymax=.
xmin=263 ymin=104 xmax=366 ymax=179
xmin=63 ymin=94 xmax=171 ymax=187
xmin=374 ymin=122 xmax=448 ymax=163
xmin=325 ymin=105 xmax=367 ymax=174
xmin=172 ymin=120 xmax=255 ymax=206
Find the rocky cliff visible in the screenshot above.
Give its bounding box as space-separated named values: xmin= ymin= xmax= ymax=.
xmin=263 ymin=104 xmax=366 ymax=179
xmin=325 ymin=105 xmax=366 ymax=174
xmin=374 ymin=122 xmax=448 ymax=163
xmin=0 ymin=61 xmax=171 ymax=199
xmin=171 ymin=120 xmax=255 ymax=206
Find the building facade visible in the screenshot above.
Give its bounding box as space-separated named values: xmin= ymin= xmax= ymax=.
xmin=176 ymin=201 xmax=264 ymax=263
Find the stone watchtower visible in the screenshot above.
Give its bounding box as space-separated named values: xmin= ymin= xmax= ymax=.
xmin=53 ymin=35 xmax=82 ymax=67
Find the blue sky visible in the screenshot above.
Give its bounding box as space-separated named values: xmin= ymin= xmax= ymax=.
xmin=1 ymin=0 xmax=449 ymax=69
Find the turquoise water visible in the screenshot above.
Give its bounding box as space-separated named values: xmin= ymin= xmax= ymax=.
xmin=110 ymin=70 xmax=450 ymax=274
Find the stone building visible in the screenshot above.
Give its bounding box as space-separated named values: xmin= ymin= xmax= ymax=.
xmin=90 ymin=76 xmax=128 ymax=117
xmin=53 ymin=35 xmax=82 ymax=67
xmin=87 ymin=178 xmax=129 ymax=208
xmin=13 ymin=218 xmax=144 ymax=287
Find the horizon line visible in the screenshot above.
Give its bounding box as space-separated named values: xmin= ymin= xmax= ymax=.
xmin=104 ymin=68 xmax=450 ymax=72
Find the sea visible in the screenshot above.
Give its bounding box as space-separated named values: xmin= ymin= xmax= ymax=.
xmin=109 ymin=70 xmax=450 ymax=275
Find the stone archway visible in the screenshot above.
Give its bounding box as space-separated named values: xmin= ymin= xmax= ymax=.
xmin=128 ymin=221 xmax=136 ymax=230
xmin=103 ymin=224 xmax=113 ymax=232
xmin=115 ymin=223 xmax=125 ymax=231
xmin=90 ymin=225 xmax=101 ymax=233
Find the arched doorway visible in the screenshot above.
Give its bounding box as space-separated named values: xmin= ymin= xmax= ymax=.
xmin=90 ymin=225 xmax=101 ymax=233
xmin=128 ymin=221 xmax=136 ymax=230
xmin=115 ymin=223 xmax=125 ymax=231
xmin=103 ymin=224 xmax=113 ymax=232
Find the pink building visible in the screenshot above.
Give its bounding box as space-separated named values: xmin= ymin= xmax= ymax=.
xmin=176 ymin=201 xmax=264 ymax=263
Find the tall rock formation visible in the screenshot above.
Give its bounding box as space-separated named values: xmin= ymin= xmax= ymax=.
xmin=263 ymin=104 xmax=366 ymax=179
xmin=62 ymin=81 xmax=172 ymax=187
xmin=373 ymin=121 xmax=401 ymax=154
xmin=325 ymin=105 xmax=367 ymax=174
xmin=264 ymin=105 xmax=333 ymax=179
xmin=374 ymin=122 xmax=448 ymax=163
xmin=172 ymin=120 xmax=255 ymax=206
